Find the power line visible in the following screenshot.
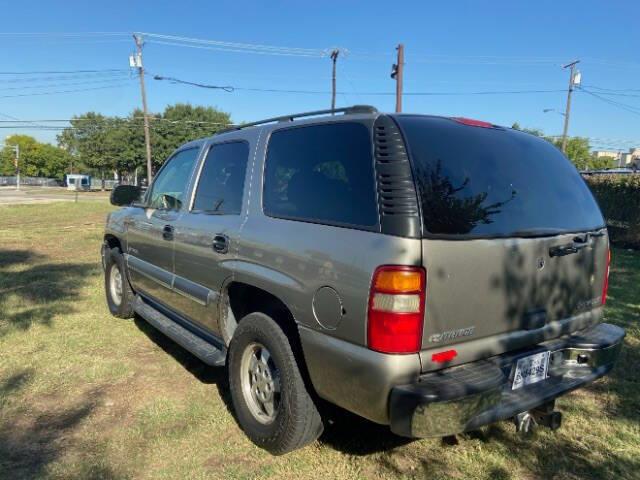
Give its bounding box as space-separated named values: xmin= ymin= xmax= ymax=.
xmin=0 ymin=77 xmax=136 ymax=92
xmin=0 ymin=68 xmax=129 ymax=75
xmin=582 ymin=84 xmax=640 ymax=93
xmin=153 ymin=75 xmax=233 ymax=91
xmin=147 ymin=39 xmax=327 ymax=58
xmin=139 ymin=32 xmax=329 ymax=57
xmin=151 ymin=74 xmax=567 ymax=96
xmin=0 ymin=82 xmax=135 ymax=99
xmin=0 ymin=32 xmax=129 ymax=37
xmin=579 ymin=88 xmax=640 ymax=117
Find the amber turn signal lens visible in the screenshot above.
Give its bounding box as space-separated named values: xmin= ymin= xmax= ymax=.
xmin=374 ymin=270 xmax=423 ymax=293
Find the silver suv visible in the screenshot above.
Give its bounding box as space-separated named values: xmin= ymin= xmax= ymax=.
xmin=103 ymin=106 xmax=624 ymax=454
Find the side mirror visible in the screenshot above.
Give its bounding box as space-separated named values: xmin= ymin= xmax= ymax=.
xmin=110 ymin=185 xmax=143 ymax=206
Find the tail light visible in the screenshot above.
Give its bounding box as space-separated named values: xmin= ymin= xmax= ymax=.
xmin=602 ymin=248 xmax=611 ymax=305
xmin=367 ymin=266 xmax=426 ymax=354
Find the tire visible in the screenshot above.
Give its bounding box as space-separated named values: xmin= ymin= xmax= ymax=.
xmin=228 ymin=312 xmax=323 ymax=455
xmin=104 ymin=247 xmax=135 ymax=319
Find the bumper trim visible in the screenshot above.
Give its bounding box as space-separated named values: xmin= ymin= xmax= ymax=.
xmin=390 ymin=323 xmax=625 ymax=438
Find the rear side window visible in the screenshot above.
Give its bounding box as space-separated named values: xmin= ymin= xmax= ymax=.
xmin=395 ymin=116 xmax=605 ymax=237
xmin=263 ymin=122 xmax=378 ymax=229
xmin=192 ymin=141 xmax=249 ymax=215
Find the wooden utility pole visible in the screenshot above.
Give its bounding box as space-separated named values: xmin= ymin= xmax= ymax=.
xmin=561 ymin=59 xmax=580 ymax=154
xmin=133 ymin=34 xmax=153 ymax=184
xmin=330 ymin=49 xmax=340 ymax=111
xmin=13 ymin=144 xmax=19 ymax=191
xmin=391 ymin=44 xmax=404 ymax=113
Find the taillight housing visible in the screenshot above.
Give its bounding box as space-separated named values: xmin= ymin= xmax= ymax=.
xmin=602 ymin=248 xmax=611 ymax=305
xmin=367 ymin=266 xmax=426 ymax=354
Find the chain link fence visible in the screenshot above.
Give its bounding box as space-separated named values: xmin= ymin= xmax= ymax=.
xmin=0 ymin=176 xmax=61 ymax=187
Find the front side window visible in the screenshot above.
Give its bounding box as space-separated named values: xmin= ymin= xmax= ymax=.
xmin=148 ymin=148 xmax=199 ymax=210
xmin=192 ymin=141 xmax=249 ymax=215
xmin=263 ymin=122 xmax=378 ymax=228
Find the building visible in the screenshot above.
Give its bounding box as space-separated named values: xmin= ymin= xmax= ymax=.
xmin=619 ymin=148 xmax=640 ymax=168
xmin=593 ymin=149 xmax=621 ymax=160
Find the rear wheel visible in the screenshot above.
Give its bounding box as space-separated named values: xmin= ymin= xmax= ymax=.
xmin=104 ymin=247 xmax=134 ymax=319
xmin=228 ymin=312 xmax=323 ymax=454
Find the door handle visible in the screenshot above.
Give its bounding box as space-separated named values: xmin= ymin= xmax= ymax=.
xmin=212 ymin=234 xmax=229 ymax=254
xmin=162 ymin=224 xmax=174 ymax=241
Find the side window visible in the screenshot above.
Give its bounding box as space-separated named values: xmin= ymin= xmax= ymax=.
xmin=263 ymin=122 xmax=378 ymax=228
xmin=148 ymin=148 xmax=199 ymax=210
xmin=192 ymin=141 xmax=249 ymax=215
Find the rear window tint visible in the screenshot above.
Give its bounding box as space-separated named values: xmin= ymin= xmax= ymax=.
xmin=396 ymin=116 xmax=605 ymax=237
xmin=263 ymin=122 xmax=378 ymax=229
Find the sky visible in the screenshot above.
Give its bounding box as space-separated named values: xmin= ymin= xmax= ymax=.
xmin=0 ymin=0 xmax=638 ymax=152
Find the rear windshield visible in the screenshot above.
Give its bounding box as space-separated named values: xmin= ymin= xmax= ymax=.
xmin=396 ymin=116 xmax=605 ymax=238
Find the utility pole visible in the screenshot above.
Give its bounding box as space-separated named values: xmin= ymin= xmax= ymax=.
xmin=391 ymin=44 xmax=404 ymax=113
xmin=561 ymin=59 xmax=580 ymax=154
xmin=13 ymin=144 xmax=19 ymax=191
xmin=330 ymin=49 xmax=340 ymax=111
xmin=132 ymin=34 xmax=153 ymax=184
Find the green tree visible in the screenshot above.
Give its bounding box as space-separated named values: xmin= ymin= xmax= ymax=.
xmin=511 ymin=123 xmax=593 ymax=170
xmin=0 ymin=135 xmax=71 ymax=179
xmin=57 ymin=113 xmax=113 ymax=185
xmin=57 ymin=104 xmax=232 ymax=183
xmin=150 ymin=103 xmax=231 ymax=168
xmin=589 ymin=155 xmax=617 ymax=170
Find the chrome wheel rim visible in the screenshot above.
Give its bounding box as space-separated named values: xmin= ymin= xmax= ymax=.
xmin=240 ymin=342 xmax=280 ymax=424
xmin=109 ymin=265 xmax=123 ymax=306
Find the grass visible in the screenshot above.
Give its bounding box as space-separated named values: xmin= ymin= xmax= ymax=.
xmin=0 ymin=201 xmax=638 ymax=479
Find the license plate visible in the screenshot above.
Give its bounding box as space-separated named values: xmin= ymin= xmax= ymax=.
xmin=512 ymin=351 xmax=549 ymax=390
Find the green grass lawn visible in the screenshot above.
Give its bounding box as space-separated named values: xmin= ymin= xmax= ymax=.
xmin=1 ymin=202 xmax=638 ymax=480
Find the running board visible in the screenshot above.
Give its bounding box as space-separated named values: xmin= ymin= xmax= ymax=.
xmin=133 ymin=296 xmax=226 ymax=367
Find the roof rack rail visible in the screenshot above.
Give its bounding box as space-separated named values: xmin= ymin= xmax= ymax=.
xmin=217 ymin=105 xmax=378 ymax=134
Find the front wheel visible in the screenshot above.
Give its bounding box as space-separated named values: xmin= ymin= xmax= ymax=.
xmin=228 ymin=312 xmax=323 ymax=455
xmin=104 ymin=247 xmax=135 ymax=319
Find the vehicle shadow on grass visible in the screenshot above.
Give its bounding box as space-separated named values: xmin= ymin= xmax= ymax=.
xmin=0 ymin=249 xmax=99 ymax=339
xmin=132 ymin=316 xmax=234 ymax=412
xmin=0 ymin=370 xmax=129 ymax=480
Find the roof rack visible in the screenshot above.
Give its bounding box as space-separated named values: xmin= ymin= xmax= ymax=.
xmin=217 ymin=105 xmax=378 ymax=134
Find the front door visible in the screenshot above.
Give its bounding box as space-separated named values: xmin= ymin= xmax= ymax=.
xmin=126 ymin=147 xmax=200 ymax=310
xmin=172 ymin=140 xmax=251 ymax=336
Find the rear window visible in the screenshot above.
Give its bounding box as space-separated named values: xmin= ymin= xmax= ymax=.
xmin=263 ymin=122 xmax=378 ymax=229
xmin=396 ymin=116 xmax=605 ymax=238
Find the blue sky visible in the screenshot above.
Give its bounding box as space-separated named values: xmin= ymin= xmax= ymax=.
xmin=0 ymin=0 xmax=638 ymax=151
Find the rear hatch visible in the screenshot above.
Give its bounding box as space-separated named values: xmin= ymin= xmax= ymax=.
xmin=394 ymin=116 xmax=609 ymax=371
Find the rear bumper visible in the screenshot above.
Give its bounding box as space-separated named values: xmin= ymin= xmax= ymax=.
xmin=389 ymin=323 xmax=625 ymax=438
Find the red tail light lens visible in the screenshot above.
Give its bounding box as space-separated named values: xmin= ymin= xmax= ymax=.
xmin=602 ymin=248 xmax=611 ymax=305
xmin=367 ymin=266 xmax=426 ymax=354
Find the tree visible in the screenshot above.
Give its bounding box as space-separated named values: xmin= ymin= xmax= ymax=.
xmin=57 ymin=113 xmax=115 ymax=188
xmin=511 ymin=123 xmax=593 ymax=170
xmin=150 ymin=103 xmax=231 ymax=168
xmin=551 ymin=137 xmax=592 ymax=170
xmin=0 ymin=135 xmax=71 ymax=179
xmin=57 ymin=104 xmax=232 ymax=184
xmin=589 ymin=155 xmax=616 ymax=170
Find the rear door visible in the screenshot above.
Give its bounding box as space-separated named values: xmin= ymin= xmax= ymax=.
xmin=172 ymin=140 xmax=251 ymax=336
xmin=394 ymin=116 xmax=609 ymax=369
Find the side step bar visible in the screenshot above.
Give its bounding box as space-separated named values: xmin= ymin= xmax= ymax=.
xmin=133 ymin=295 xmax=226 ymax=367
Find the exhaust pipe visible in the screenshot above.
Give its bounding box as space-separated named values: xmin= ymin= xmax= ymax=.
xmin=514 ymin=411 xmax=536 ymax=434
xmin=514 ymin=408 xmax=563 ymax=435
